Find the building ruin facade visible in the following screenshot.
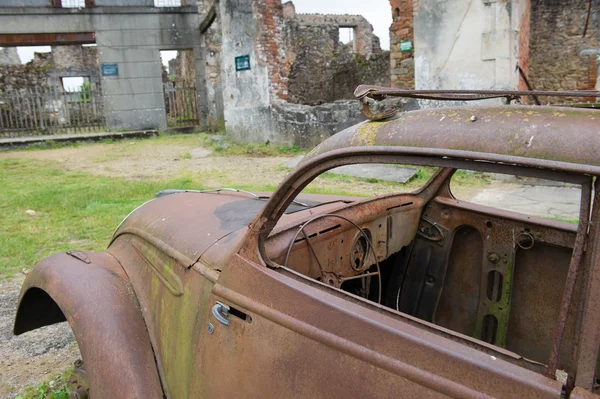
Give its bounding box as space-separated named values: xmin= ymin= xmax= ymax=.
xmin=0 ymin=0 xmax=597 ymax=145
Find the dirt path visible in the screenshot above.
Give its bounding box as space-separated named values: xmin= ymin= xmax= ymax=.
xmin=0 ymin=276 xmax=79 ymax=398
xmin=0 ymin=138 xmax=295 ymax=186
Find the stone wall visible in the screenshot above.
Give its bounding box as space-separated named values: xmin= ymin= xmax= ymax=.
xmin=51 ymin=45 xmax=100 ymax=90
xmin=286 ymin=27 xmax=390 ymax=105
xmin=389 ymin=0 xmax=415 ymax=89
xmin=272 ymin=101 xmax=365 ymax=148
xmin=223 ymin=100 xmax=365 ymax=148
xmin=51 ymin=45 xmax=98 ymax=72
xmin=292 ymin=12 xmax=379 ymax=57
xmin=284 ymin=4 xmax=389 ymax=106
xmin=0 ymin=46 xmax=101 ymax=94
xmin=0 ymin=52 xmax=53 ymax=93
xmin=528 ymin=0 xmax=599 ymax=103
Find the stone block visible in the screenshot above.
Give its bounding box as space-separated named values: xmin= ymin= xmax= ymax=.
xmin=392 ymin=67 xmax=409 ymax=75
xmin=400 ymin=58 xmax=414 ymax=68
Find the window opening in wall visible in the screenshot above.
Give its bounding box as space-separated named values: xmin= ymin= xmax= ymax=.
xmin=339 ymin=27 xmax=355 ymax=49
xmin=62 ymin=76 xmax=89 ymax=93
xmin=154 ymin=0 xmax=182 ymax=7
xmin=61 ymin=0 xmax=86 ymax=8
xmin=394 ymin=7 xmax=400 ymax=19
xmin=160 ymin=49 xmax=199 ymax=127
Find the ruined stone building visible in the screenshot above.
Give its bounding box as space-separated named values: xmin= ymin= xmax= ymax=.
xmin=0 ymin=45 xmax=99 ymax=93
xmin=0 ymin=0 xmax=597 ymax=145
xmin=197 ymin=0 xmax=391 ymax=146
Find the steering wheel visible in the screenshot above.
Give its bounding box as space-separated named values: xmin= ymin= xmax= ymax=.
xmin=283 ymin=214 xmax=382 ymax=304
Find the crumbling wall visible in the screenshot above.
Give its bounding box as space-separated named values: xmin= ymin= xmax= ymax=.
xmin=51 ymin=45 xmax=100 ymax=90
xmin=528 ymin=0 xmax=599 ymax=103
xmin=284 ymin=3 xmax=389 ymax=106
xmin=0 ymin=52 xmax=53 ymax=93
xmin=215 ymin=0 xmax=389 ymax=148
xmin=292 ymin=12 xmax=379 ymax=57
xmin=51 ymin=45 xmax=98 ymax=72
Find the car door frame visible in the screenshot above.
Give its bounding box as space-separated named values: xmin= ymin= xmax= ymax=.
xmin=222 ymin=146 xmax=600 ymax=396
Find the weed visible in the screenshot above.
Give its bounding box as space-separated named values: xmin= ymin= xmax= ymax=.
xmin=16 ymin=368 xmax=73 ymax=399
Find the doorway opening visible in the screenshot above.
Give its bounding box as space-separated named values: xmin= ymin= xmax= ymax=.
xmin=160 ymin=49 xmax=199 ymax=128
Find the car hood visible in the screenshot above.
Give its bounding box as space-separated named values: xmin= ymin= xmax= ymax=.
xmin=110 ymin=191 xmax=349 ymax=267
xmin=110 ymin=191 xmax=272 ymax=266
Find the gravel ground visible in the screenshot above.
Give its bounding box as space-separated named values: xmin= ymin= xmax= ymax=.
xmin=0 ymin=275 xmax=79 ymax=398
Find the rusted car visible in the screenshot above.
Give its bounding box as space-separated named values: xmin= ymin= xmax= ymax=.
xmin=13 ymin=87 xmax=600 ymax=398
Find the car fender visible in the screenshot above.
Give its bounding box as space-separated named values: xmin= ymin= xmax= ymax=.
xmin=13 ymin=251 xmax=163 ymax=399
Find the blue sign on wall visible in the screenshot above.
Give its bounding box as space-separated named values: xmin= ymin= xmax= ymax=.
xmin=235 ymin=55 xmax=250 ymax=71
xmin=101 ymin=63 xmax=119 ymax=77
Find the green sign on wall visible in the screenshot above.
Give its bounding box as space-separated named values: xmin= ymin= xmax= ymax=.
xmin=400 ymin=40 xmax=413 ymax=53
xmin=235 ymin=55 xmax=251 ymax=71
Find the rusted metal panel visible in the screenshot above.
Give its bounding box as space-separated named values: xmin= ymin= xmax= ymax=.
xmin=571 ymin=387 xmax=600 ymax=399
xmin=13 ymin=251 xmax=163 ymax=398
xmin=0 ymin=32 xmax=95 ymax=46
xmin=419 ymin=194 xmax=579 ymax=361
xmin=574 ymin=179 xmax=600 ymax=392
xmin=108 ymin=236 xmax=215 ymax=399
xmin=111 ymin=191 xmax=269 ymax=266
xmin=547 ymin=180 xmax=593 ymax=379
xmin=299 ymin=105 xmax=600 ymax=172
xmin=201 ymin=254 xmax=564 ymax=398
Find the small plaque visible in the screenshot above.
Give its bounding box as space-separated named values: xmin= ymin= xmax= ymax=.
xmin=235 ymin=55 xmax=250 ymax=71
xmin=101 ymin=63 xmax=119 ymax=77
xmin=400 ymin=40 xmax=413 ymax=53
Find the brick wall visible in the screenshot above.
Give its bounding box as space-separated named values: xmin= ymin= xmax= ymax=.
xmin=389 ymin=0 xmax=415 ymax=89
xmin=255 ymin=0 xmax=290 ymax=101
xmin=517 ymin=0 xmax=531 ymax=93
xmin=528 ymin=0 xmax=598 ymax=103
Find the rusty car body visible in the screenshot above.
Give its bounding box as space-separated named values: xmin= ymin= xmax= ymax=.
xmin=12 ymin=87 xmax=600 ymax=398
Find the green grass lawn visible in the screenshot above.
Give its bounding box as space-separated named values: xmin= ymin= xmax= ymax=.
xmin=0 ymin=158 xmax=200 ymax=279
xmin=0 ymin=140 xmax=492 ymax=279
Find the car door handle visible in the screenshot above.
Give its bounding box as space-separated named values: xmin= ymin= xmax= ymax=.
xmin=212 ymin=302 xmax=230 ymax=326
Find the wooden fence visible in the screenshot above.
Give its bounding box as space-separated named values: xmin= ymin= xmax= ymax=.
xmin=0 ymin=87 xmax=105 ymax=138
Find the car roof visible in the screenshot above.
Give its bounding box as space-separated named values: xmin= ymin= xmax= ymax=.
xmin=301 ymin=105 xmax=600 ymax=174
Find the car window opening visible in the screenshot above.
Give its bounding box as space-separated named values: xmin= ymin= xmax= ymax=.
xmin=265 ymin=164 xmax=590 ymax=376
